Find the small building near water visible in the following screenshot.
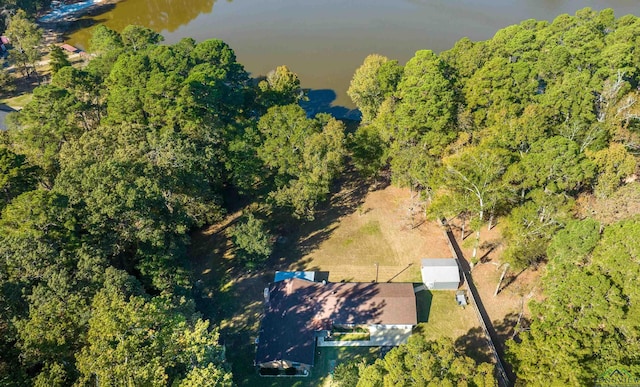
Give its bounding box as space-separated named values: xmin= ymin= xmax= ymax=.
xmin=60 ymin=43 xmax=79 ymax=53
xmin=420 ymin=258 xmax=461 ymax=290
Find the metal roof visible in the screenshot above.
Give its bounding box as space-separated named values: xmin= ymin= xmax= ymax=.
xmin=420 ymin=258 xmax=460 ymax=283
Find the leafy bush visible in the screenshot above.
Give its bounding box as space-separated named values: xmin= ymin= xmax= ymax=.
xmin=229 ymin=213 xmax=273 ymax=268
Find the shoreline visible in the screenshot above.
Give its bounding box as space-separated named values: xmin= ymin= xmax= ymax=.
xmin=37 ymin=0 xmax=122 ymax=46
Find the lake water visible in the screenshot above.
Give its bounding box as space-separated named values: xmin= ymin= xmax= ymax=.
xmin=66 ymin=0 xmax=640 ymax=114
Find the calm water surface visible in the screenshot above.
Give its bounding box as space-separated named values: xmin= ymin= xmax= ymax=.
xmin=67 ymin=0 xmax=640 ymax=111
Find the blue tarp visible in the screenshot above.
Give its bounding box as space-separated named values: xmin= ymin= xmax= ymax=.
xmin=273 ymin=271 xmax=315 ymax=283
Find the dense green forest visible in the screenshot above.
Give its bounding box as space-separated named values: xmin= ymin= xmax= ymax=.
xmin=345 ymin=7 xmax=640 ymax=386
xmin=1 ymin=6 xmax=640 ymax=387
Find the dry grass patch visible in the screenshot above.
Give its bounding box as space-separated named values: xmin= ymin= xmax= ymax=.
xmin=188 ymin=182 xmax=494 ymax=384
xmin=283 ymin=186 xmax=452 ymax=283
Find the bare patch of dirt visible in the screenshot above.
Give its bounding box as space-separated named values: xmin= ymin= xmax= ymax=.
xmin=446 ymin=217 xmax=543 ymax=345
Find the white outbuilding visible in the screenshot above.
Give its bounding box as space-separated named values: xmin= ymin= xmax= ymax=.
xmin=420 ymin=258 xmax=461 ymax=290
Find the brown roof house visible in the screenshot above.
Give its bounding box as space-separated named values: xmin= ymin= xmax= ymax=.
xmin=255 ymin=277 xmax=417 ymax=376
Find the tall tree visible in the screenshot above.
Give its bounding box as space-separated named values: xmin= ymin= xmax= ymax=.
xmin=5 ymin=10 xmax=42 ymax=81
xmin=8 ymin=84 xmax=82 ymax=187
xmin=349 ymin=124 xmax=386 ymax=180
xmin=388 ymin=49 xmax=457 ymax=153
xmin=432 ymin=146 xmax=512 ymax=261
xmin=500 ymin=190 xmax=574 ymax=270
xmin=0 ymin=68 xmax=16 ymax=95
xmin=120 ymin=25 xmax=163 ymax=52
xmin=55 ymin=124 xmax=221 ymax=291
xmin=505 ymin=136 xmax=595 ymax=196
xmin=508 ymin=218 xmax=640 ymax=386
xmin=371 ymin=49 xmax=458 ymax=204
xmin=348 ymin=54 xmax=402 ymax=123
xmin=0 ymin=146 xmax=38 ymax=210
xmin=75 ymin=268 xmax=230 ymax=386
xmin=229 ymin=213 xmax=273 ymax=268
xmin=589 ymin=142 xmax=637 ymax=198
xmin=0 ymin=190 xmax=78 ymax=284
xmin=257 ymin=65 xmax=304 ymax=110
xmin=258 ymin=105 xmax=346 ymax=219
xmin=48 ymin=45 xmax=71 ymax=75
xmin=52 ymin=66 xmax=105 ymax=131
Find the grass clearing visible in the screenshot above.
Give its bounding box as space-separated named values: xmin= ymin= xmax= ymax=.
xmin=1 ymin=92 xmax=32 ymax=109
xmin=274 ymin=185 xmax=452 ymax=283
xmin=415 ymin=290 xmax=478 ymax=340
xmin=189 ymin=180 xmax=486 ymax=385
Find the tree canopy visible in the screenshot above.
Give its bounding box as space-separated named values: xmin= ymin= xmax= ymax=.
xmin=2 ymin=6 xmax=640 ymax=386
xmin=357 ymin=336 xmax=496 ymax=387
xmin=0 ymin=25 xmax=332 ymax=385
xmin=346 ymin=7 xmax=640 ymax=384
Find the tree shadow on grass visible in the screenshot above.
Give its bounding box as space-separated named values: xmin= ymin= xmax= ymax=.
xmin=190 ymin=163 xmax=372 ymax=386
xmin=454 ymin=312 xmax=523 ymax=384
xmin=269 ymin=163 xmax=372 ymax=272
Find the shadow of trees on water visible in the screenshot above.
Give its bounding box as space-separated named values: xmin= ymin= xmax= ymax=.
xmin=300 ymin=88 xmax=361 ymax=121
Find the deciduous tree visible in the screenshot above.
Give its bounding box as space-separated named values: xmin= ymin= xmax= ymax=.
xmin=229 ymin=213 xmax=273 ymax=268
xmin=433 ymin=146 xmax=512 ymax=261
xmin=258 ymin=105 xmax=346 ymax=219
xmin=348 ymin=54 xmax=402 ymax=123
xmin=357 ymin=336 xmax=496 ymax=387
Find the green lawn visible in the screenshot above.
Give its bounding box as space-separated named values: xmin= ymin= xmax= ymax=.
xmin=414 ymin=289 xmax=491 ymax=364
xmin=0 ymin=93 xmax=32 ymax=109
xmin=415 ymin=290 xmax=479 ymax=341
